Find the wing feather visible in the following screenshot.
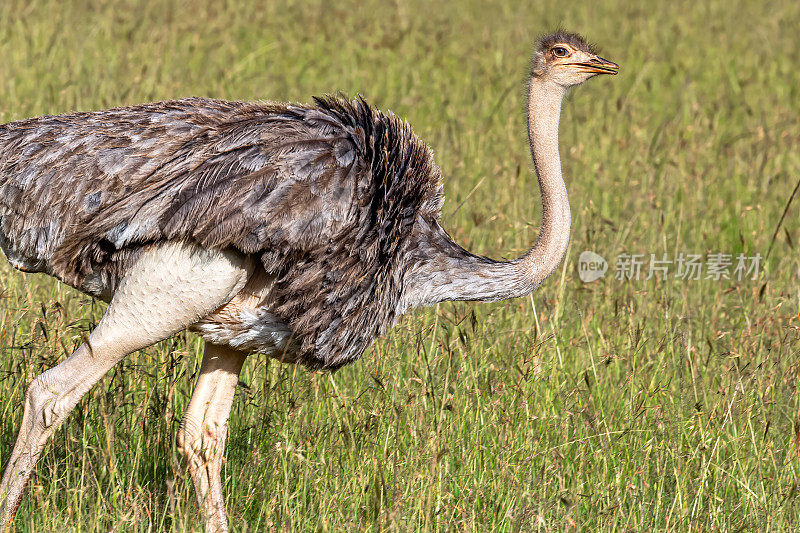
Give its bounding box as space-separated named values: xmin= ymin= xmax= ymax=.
xmin=30 ymin=98 xmax=369 ymax=283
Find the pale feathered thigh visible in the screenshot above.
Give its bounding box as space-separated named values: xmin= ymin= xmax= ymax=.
xmin=0 ymin=239 xmax=298 ymax=361
xmin=130 ymin=242 xmax=297 ymax=361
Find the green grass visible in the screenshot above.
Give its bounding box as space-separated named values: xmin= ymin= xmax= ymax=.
xmin=1 ymin=0 xmax=800 ymax=530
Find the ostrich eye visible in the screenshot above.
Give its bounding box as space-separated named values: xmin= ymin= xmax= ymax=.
xmin=552 ymin=46 xmax=569 ymax=58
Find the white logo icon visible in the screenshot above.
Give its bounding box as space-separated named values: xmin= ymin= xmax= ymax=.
xmin=578 ymin=251 xmax=607 ymax=283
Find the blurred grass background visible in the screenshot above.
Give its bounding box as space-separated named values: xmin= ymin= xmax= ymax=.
xmin=0 ymin=0 xmax=799 ymax=530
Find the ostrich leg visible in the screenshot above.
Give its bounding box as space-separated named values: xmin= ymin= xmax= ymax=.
xmin=178 ymin=343 xmax=247 ymax=533
xmin=0 ymin=243 xmax=252 ymax=527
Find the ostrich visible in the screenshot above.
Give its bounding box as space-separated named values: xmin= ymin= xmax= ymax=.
xmin=0 ymin=32 xmax=617 ymax=530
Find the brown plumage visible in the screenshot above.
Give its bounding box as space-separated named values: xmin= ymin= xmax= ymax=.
xmin=0 ymin=96 xmax=451 ymax=369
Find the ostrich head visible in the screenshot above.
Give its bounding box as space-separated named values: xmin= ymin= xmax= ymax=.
xmin=531 ymin=31 xmax=619 ymax=86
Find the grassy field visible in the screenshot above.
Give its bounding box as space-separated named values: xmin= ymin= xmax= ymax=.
xmin=1 ymin=0 xmax=799 ymax=530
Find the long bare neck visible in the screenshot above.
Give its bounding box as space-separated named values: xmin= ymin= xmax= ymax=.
xmin=520 ymin=76 xmax=571 ymax=286
xmin=407 ymin=75 xmax=570 ymax=306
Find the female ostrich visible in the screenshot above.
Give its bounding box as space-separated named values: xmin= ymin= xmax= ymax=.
xmin=0 ymin=32 xmax=617 ymax=530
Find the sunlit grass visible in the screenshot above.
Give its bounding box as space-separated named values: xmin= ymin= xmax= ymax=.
xmin=1 ymin=0 xmax=799 ymax=530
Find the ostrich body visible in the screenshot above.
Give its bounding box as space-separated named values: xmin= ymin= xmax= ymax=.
xmin=0 ymin=33 xmax=618 ymax=531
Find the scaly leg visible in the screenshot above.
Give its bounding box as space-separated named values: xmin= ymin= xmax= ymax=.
xmin=0 ymin=243 xmax=252 ymax=527
xmin=178 ymin=343 xmax=247 ymax=533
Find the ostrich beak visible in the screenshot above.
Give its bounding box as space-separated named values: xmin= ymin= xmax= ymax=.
xmin=574 ymin=55 xmax=620 ymax=75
